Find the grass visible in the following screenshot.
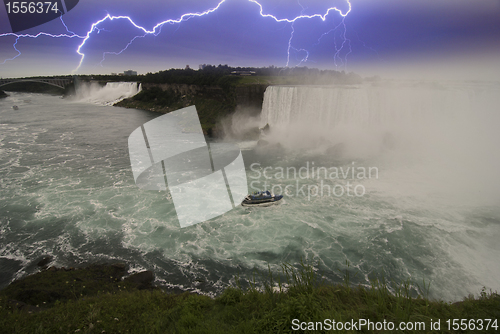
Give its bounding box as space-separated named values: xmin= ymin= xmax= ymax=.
xmin=1 ymin=261 xmax=499 ymax=333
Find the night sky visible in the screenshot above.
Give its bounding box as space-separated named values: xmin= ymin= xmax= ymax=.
xmin=0 ymin=0 xmax=499 ymax=79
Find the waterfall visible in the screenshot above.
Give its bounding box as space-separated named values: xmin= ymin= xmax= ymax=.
xmin=75 ymin=81 xmax=142 ymax=106
xmin=259 ymin=83 xmax=492 ymax=129
xmin=258 ymin=82 xmax=500 ymax=201
xmin=259 ymin=82 xmax=499 ymax=155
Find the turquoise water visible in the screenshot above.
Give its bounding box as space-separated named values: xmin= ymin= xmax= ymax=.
xmin=0 ymin=88 xmax=499 ymax=301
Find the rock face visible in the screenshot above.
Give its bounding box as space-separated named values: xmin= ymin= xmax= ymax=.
xmin=124 ymin=271 xmax=154 ymax=290
xmin=111 ymin=263 xmax=126 ymax=271
xmin=139 ymin=83 xmax=268 ymax=110
xmin=0 ymin=263 xmax=158 ymax=309
xmin=234 ymin=84 xmax=267 ymax=110
xmin=116 ymin=83 xmax=268 ymax=138
xmin=260 ymin=123 xmax=270 ymax=135
xmin=36 ymin=256 xmax=52 ymax=268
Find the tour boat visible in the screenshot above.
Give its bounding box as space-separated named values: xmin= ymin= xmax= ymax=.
xmin=241 ymin=190 xmax=283 ymax=207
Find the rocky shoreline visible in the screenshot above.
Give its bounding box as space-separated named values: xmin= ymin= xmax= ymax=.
xmin=1 ymin=260 xmax=159 ymax=313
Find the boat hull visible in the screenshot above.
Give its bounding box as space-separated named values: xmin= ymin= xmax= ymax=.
xmin=241 ymin=195 xmax=283 ymax=207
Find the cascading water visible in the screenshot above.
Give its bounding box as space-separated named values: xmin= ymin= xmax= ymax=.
xmin=260 ymin=82 xmax=499 ymax=159
xmin=261 ymin=83 xmax=484 ymax=129
xmin=75 ymin=81 xmax=141 ymax=106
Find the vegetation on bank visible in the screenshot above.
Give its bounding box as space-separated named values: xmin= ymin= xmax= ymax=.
xmin=139 ymin=65 xmax=361 ymax=85
xmin=114 ymin=85 xmax=237 ymax=136
xmin=1 ymin=261 xmax=498 ymax=333
xmin=74 ymin=64 xmax=362 ymax=87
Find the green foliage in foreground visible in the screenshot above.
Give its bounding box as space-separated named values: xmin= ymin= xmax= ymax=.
xmin=1 ymin=262 xmax=499 ymax=334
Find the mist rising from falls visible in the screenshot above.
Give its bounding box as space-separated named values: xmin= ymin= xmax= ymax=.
xmin=257 ymin=82 xmax=500 ymax=298
xmin=259 ymin=82 xmax=500 ymax=205
xmin=261 ymin=83 xmax=489 ymax=152
xmin=75 ymin=82 xmax=141 ymax=106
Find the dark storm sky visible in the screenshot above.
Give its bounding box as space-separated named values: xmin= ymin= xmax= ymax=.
xmin=0 ymin=0 xmax=499 ymax=79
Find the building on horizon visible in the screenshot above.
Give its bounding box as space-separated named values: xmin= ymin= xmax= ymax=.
xmin=199 ymin=64 xmax=212 ymax=70
xmin=123 ymin=70 xmax=137 ymax=76
xmin=230 ymin=70 xmax=256 ymax=76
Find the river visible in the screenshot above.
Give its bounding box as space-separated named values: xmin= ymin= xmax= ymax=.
xmin=1 ymin=81 xmax=499 ymax=301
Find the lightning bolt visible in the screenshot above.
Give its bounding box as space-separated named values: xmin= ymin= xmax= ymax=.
xmin=1 ymin=0 xmax=353 ymax=72
xmin=248 ymin=0 xmax=351 ymax=67
xmin=287 ymin=23 xmax=311 ymax=67
xmin=0 ymin=30 xmax=84 ymax=65
xmin=313 ymin=15 xmax=352 ymax=68
xmin=0 ymin=12 xmax=84 ymax=65
xmin=286 ymin=0 xmax=309 ymax=67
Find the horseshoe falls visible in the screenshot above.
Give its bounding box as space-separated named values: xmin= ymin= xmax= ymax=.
xmin=257 ymin=82 xmax=500 ymax=300
xmin=0 ymin=80 xmax=499 ymax=301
